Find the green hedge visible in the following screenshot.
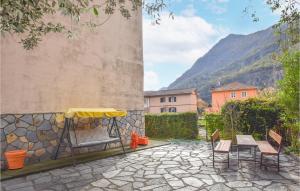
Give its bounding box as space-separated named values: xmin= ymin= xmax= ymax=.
xmin=204 ymin=98 xmax=298 ymax=152
xmin=204 ymin=98 xmax=286 ymax=142
xmin=204 ymin=113 xmax=225 ymax=140
xmin=145 ymin=112 xmax=198 ymax=139
xmin=218 ymin=98 xmax=284 ymax=143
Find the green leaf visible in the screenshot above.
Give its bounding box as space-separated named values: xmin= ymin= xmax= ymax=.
xmin=93 ymin=7 xmax=98 ymax=16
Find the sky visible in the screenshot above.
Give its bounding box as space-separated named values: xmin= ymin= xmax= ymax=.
xmin=143 ymin=0 xmax=280 ymax=91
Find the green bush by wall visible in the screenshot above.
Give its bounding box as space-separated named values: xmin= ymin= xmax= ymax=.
xmin=204 ymin=98 xmax=298 ymax=150
xmin=204 ymin=113 xmax=225 ymax=140
xmin=145 ymin=112 xmax=198 ymax=139
xmin=221 ymin=98 xmax=284 ymax=141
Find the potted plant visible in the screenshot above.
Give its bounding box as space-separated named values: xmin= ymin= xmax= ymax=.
xmin=4 ymin=150 xmax=27 ymax=170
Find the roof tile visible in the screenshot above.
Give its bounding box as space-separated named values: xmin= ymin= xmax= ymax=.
xmin=144 ymin=88 xmax=196 ymax=97
xmin=212 ymin=82 xmax=257 ymax=92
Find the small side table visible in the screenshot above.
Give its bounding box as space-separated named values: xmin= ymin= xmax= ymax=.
xmin=236 ymin=135 xmax=258 ymax=167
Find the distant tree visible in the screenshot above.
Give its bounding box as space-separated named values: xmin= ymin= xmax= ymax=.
xmin=246 ymin=0 xmax=299 ymax=48
xmin=258 ymin=87 xmax=278 ymax=101
xmin=278 ymin=51 xmax=300 ymax=153
xmin=259 ymin=1 xmax=299 ymax=152
xmin=270 ymin=0 xmax=299 ymax=50
xmin=278 ymin=51 xmax=300 ymax=118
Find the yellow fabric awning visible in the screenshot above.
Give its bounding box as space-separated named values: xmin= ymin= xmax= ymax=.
xmin=65 ymin=108 xmax=127 ymax=118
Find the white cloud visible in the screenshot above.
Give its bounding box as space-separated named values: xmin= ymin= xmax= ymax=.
xmin=198 ymin=0 xmax=228 ymax=14
xmin=208 ymin=3 xmax=227 ymax=14
xmin=181 ymin=4 xmax=197 ymax=17
xmin=143 ymin=12 xmax=228 ymax=67
xmin=215 ymin=0 xmax=228 ymax=3
xmin=144 ymin=71 xmax=160 ymax=91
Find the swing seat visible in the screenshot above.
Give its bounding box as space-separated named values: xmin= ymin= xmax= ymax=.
xmin=73 ymin=137 xmax=120 ymax=148
xmin=69 ymin=124 xmax=120 ymax=149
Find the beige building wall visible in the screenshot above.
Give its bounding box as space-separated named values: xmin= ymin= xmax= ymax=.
xmin=145 ymin=93 xmax=198 ymax=114
xmin=1 ymin=10 xmax=143 ymax=114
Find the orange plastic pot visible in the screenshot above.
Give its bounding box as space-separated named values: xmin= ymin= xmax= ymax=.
xmin=130 ymin=132 xmax=139 ymax=149
xmin=138 ymin=136 xmax=149 ymax=145
xmin=4 ymin=150 xmax=26 ymax=170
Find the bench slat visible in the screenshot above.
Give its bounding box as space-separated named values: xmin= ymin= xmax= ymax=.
xmin=215 ymin=140 xmax=231 ymax=152
xmin=211 ymin=129 xmax=220 ymax=142
xmin=73 ymin=137 xmax=120 ymax=148
xmin=269 ymin=130 xmax=282 ymax=145
xmin=257 ymin=141 xmax=278 ymax=155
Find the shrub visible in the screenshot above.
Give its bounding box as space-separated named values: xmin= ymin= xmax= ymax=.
xmin=145 ymin=112 xmax=198 ymax=139
xmin=278 ymin=51 xmax=300 ymax=118
xmin=204 ymin=113 xmax=225 ymax=140
xmin=278 ymin=51 xmax=300 ymax=153
xmin=221 ymin=98 xmax=284 ymax=141
xmin=278 ymin=113 xmax=300 ymax=153
xmin=205 ymin=98 xmax=298 ymax=150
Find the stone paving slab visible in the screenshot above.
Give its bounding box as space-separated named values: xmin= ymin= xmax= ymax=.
xmin=1 ymin=141 xmax=300 ymax=191
xmin=1 ymin=140 xmax=170 ymax=180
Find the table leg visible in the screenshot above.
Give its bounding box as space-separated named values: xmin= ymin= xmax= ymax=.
xmin=237 ymin=146 xmax=239 ymax=168
xmin=254 ymin=146 xmax=256 ymax=168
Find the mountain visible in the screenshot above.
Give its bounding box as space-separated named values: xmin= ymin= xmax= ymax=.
xmin=168 ymin=26 xmax=283 ymax=103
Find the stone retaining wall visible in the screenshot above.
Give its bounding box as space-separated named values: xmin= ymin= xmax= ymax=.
xmin=0 ymin=110 xmax=144 ymax=169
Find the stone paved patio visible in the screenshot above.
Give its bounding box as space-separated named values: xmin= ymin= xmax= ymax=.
xmin=1 ymin=141 xmax=300 ymax=191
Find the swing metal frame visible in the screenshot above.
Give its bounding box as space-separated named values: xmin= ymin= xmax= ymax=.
xmin=53 ymin=116 xmax=126 ymax=163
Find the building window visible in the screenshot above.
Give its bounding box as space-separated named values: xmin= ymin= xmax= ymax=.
xmin=160 ymin=97 xmax=165 ymax=103
xmin=168 ymin=96 xmax=177 ymax=102
xmin=241 ymin=91 xmax=247 ymax=97
xmin=160 ymin=108 xmax=167 ymax=113
xmin=231 ymin=92 xmax=236 ymax=98
xmin=144 ymin=98 xmax=149 ymax=107
xmin=169 ymin=107 xmax=177 ymax=112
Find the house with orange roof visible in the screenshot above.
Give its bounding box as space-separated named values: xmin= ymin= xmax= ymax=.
xmin=208 ymin=82 xmax=258 ymax=113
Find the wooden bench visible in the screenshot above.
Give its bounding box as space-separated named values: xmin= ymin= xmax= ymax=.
xmin=211 ymin=129 xmax=232 ymax=168
xmin=257 ymin=130 xmax=282 ymax=171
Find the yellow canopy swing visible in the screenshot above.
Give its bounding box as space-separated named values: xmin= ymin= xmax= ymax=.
xmin=53 ymin=108 xmax=127 ymax=163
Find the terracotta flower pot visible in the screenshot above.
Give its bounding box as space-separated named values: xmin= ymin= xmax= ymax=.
xmin=138 ymin=136 xmax=149 ymax=145
xmin=4 ymin=150 xmax=27 ymax=170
